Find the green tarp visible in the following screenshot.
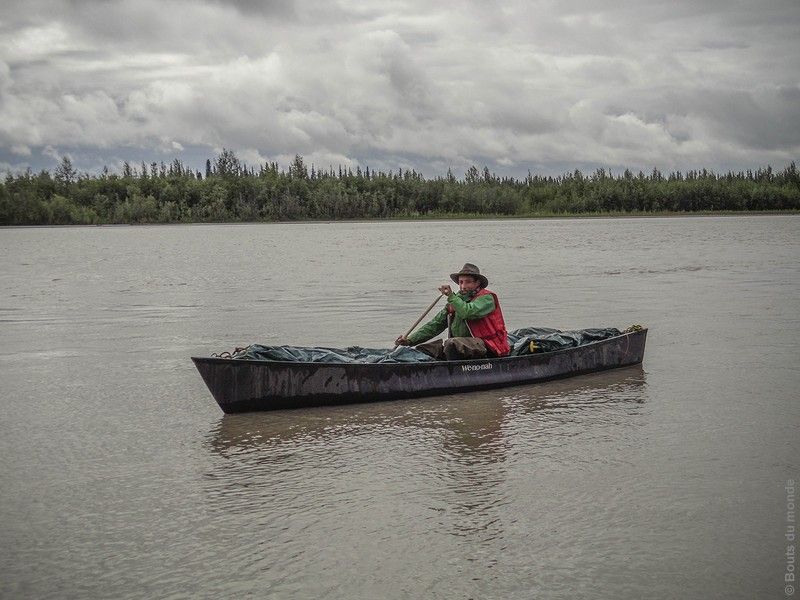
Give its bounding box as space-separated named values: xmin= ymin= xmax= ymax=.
xmin=229 ymin=326 xmax=623 ymax=363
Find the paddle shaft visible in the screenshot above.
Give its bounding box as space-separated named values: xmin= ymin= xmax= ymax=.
xmin=398 ymin=293 xmax=445 ymax=344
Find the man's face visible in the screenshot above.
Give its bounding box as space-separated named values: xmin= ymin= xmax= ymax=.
xmin=458 ymin=276 xmax=481 ymax=294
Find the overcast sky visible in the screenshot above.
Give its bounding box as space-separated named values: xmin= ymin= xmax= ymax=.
xmin=1 ymin=0 xmax=798 ymax=178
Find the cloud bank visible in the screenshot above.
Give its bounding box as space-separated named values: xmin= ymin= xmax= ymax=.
xmin=1 ymin=0 xmax=798 ymax=176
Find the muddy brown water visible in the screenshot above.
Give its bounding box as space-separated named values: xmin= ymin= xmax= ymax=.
xmin=1 ymin=216 xmax=797 ymax=599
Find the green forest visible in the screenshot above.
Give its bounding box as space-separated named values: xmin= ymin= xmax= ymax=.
xmin=1 ymin=150 xmax=798 ymax=225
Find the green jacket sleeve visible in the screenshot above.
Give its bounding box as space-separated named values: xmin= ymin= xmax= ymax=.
xmin=407 ymin=308 xmax=448 ymax=345
xmin=446 ymin=292 xmax=495 ymax=320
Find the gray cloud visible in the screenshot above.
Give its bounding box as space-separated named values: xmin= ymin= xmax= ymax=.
xmin=0 ymin=0 xmax=798 ymax=177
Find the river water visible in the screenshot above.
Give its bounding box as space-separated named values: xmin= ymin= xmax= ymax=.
xmin=1 ymin=216 xmax=798 ymax=599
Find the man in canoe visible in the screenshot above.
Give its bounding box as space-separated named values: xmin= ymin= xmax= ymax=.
xmin=395 ymin=263 xmax=510 ymax=360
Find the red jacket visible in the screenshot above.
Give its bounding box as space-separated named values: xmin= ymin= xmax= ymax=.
xmin=461 ymin=288 xmax=510 ymax=356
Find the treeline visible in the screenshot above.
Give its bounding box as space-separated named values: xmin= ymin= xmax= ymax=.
xmin=1 ymin=150 xmax=798 ymax=225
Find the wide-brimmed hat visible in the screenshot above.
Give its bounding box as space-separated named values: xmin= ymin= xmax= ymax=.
xmin=450 ymin=263 xmax=488 ymax=288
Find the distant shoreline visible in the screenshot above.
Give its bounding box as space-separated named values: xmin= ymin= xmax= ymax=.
xmin=3 ymin=157 xmax=797 ymax=225
xmin=2 ymin=209 xmax=797 ymax=228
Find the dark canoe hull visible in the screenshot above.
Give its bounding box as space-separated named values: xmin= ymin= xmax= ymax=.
xmin=192 ymin=329 xmax=647 ymax=413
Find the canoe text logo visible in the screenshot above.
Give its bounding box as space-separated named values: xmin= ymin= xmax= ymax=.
xmin=462 ymin=363 xmax=493 ymax=372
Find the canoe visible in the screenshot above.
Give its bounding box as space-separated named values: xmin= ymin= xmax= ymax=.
xmin=192 ymin=328 xmax=647 ymax=413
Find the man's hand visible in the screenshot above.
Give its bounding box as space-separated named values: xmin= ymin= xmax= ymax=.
xmin=438 ymin=284 xmax=453 ymax=296
xmin=395 ymin=335 xmax=411 ymax=346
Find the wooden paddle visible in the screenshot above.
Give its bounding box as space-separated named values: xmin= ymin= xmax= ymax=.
xmin=395 ymin=293 xmax=445 ymax=347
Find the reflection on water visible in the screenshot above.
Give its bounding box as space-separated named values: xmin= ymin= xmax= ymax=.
xmin=200 ymin=367 xmax=647 ymax=569
xmin=206 ymin=365 xmax=647 ymax=455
